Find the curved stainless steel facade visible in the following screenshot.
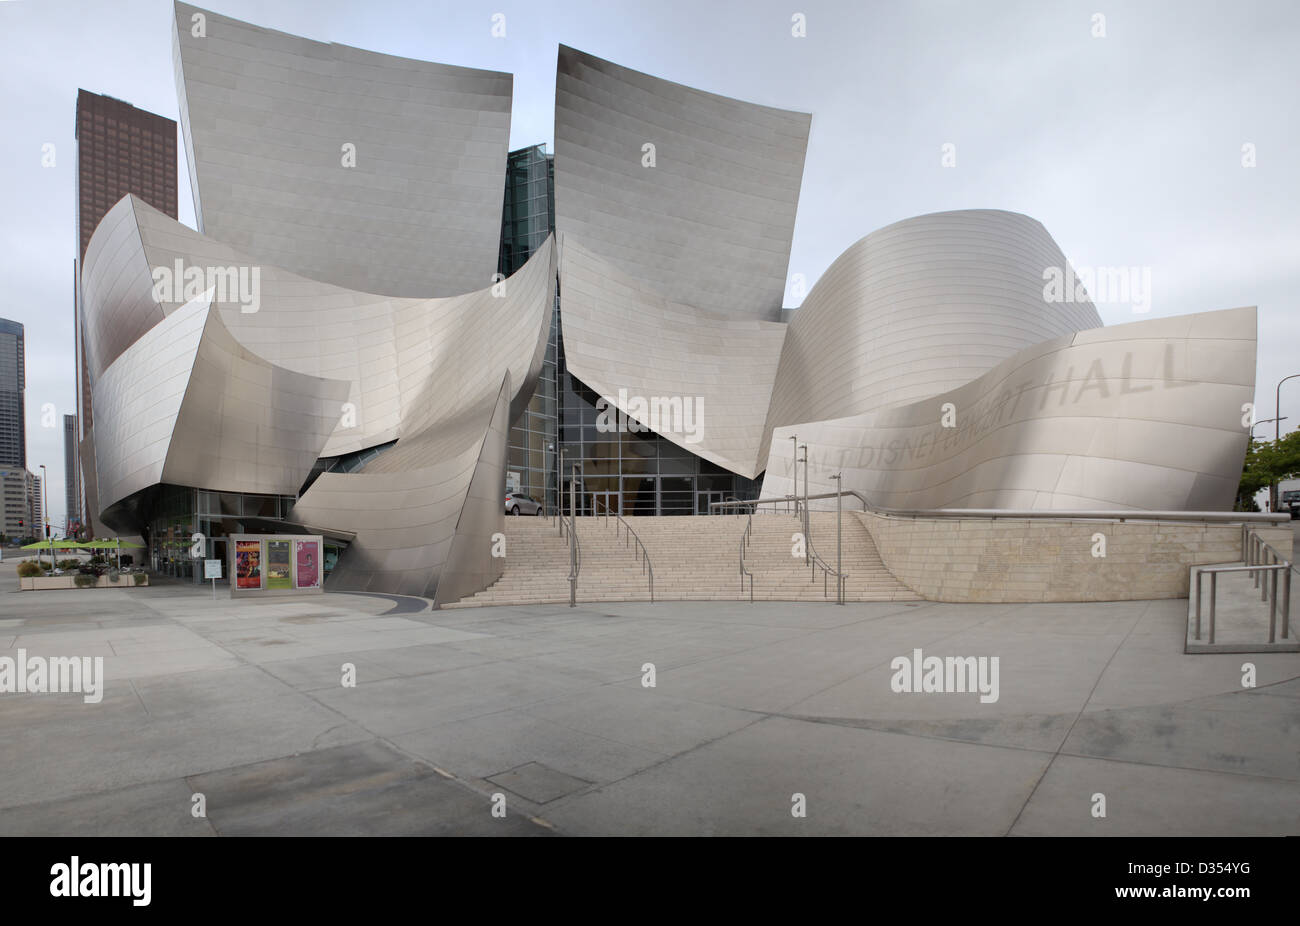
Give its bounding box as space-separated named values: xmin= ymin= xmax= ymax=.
xmin=760 ymin=210 xmax=1104 ymax=472
xmin=81 ymin=188 xmax=555 ymax=599
xmin=559 ymin=237 xmax=786 ymax=479
xmin=760 ymin=306 xmax=1256 ymax=511
xmin=82 ymin=4 xmax=555 ymax=603
xmin=555 ymin=45 xmax=810 ymax=323
xmin=173 ymin=2 xmax=512 ymax=299
xmin=288 ymin=239 xmax=556 ymax=598
xmin=91 ymin=291 xmax=350 ymax=511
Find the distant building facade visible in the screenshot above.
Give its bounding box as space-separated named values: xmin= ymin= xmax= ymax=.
xmin=74 ymin=89 xmax=178 ymax=538
xmin=0 ymin=318 xmax=24 ymax=468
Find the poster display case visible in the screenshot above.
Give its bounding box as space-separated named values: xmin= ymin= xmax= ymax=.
xmin=227 ymin=534 xmax=325 ymax=597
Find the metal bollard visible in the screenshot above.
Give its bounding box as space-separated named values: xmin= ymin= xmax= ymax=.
xmin=1269 ymin=568 xmax=1279 ymax=643
xmin=1284 ymin=567 xmax=1293 ymax=640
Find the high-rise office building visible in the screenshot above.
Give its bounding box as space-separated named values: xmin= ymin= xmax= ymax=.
xmin=0 ymin=318 xmax=24 ymax=469
xmin=27 ymin=471 xmax=42 ymax=538
xmin=74 ymin=90 xmax=178 ymax=536
xmin=63 ymin=414 xmax=81 ymax=534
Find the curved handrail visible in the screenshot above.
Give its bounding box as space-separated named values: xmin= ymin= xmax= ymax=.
xmin=804 ymin=527 xmax=845 ymax=600
xmin=596 ymin=498 xmax=654 ymax=602
xmin=559 ymin=510 xmax=580 ymax=582
xmin=739 ymin=509 xmax=753 ymax=602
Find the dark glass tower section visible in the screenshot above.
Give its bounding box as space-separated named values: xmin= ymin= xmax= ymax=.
xmin=499 ymin=145 xmax=559 ymax=512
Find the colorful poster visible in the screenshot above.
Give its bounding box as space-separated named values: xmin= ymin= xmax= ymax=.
xmin=295 ymin=540 xmax=320 ymax=588
xmin=235 ymin=540 xmax=262 ymax=589
xmin=266 ymin=541 xmax=291 ymax=589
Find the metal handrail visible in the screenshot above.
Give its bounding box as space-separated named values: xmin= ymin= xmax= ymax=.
xmin=715 ymin=497 xmax=843 ymax=601
xmin=1194 ymin=562 xmax=1292 ymax=645
xmin=595 ymin=498 xmax=655 ymax=603
xmin=559 ymin=510 xmax=580 ymax=605
xmin=739 ymin=509 xmax=753 ymax=602
xmin=804 ymin=521 xmax=846 ymax=601
xmin=712 ymin=492 xmax=1288 ymax=525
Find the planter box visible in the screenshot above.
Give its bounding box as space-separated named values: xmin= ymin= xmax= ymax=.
xmin=19 ymin=574 xmax=150 ymax=591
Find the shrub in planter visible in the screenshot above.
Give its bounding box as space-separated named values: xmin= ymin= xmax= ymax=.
xmin=133 ymin=573 xmax=147 ymax=586
xmin=57 ymin=558 xmax=81 ymax=570
xmin=107 ymin=568 xmax=121 ymax=583
xmin=17 ymin=561 xmax=44 ymax=578
xmin=73 ymin=574 xmax=97 ymax=588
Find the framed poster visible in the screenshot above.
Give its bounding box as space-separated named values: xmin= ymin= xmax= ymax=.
xmin=295 ymin=540 xmax=320 ymax=589
xmin=235 ymin=539 xmax=263 ymax=589
xmin=266 ymin=540 xmax=292 ymax=589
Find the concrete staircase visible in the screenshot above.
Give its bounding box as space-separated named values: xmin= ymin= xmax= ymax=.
xmin=442 ymin=512 xmax=920 ymax=608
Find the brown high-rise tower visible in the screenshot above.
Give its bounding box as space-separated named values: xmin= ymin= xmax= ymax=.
xmin=74 ymin=90 xmax=177 ymax=534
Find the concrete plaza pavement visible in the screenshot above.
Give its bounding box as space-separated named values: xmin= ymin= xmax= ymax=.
xmin=0 ymin=559 xmax=1296 ymax=836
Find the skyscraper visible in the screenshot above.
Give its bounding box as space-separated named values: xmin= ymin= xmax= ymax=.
xmin=0 ymin=318 xmax=25 ymax=468
xmin=27 ymin=471 xmax=42 ymax=539
xmin=63 ymin=414 xmax=80 ymax=534
xmin=74 ymin=90 xmax=178 ymax=536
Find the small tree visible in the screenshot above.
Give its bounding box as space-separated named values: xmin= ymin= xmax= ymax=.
xmin=1237 ymin=432 xmax=1300 ymax=510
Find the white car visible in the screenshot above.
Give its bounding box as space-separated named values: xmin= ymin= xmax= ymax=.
xmin=505 ymin=492 xmax=543 ymax=516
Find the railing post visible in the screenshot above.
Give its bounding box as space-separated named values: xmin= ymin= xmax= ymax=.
xmin=1209 ymin=571 xmax=1217 ymax=644
xmin=1261 ymin=547 xmax=1270 ymax=601
xmin=1195 ymin=569 xmax=1202 ymax=640
xmin=568 ymin=462 xmax=577 ymax=608
xmin=1282 ymin=565 xmax=1293 ymax=638
xmin=1269 ymin=568 xmax=1278 ymax=643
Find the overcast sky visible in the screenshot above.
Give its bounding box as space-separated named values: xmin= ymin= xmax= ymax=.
xmin=1 ymin=0 xmax=1297 ymax=529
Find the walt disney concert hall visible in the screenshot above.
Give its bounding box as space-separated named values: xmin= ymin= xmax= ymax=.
xmin=76 ymin=2 xmax=1257 ymax=603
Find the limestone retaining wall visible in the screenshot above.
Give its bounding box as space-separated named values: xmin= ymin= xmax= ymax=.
xmin=858 ymin=512 xmax=1289 ymax=602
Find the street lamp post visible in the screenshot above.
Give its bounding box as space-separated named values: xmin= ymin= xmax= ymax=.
xmin=799 ymin=443 xmax=809 ymax=556
xmin=1274 ymin=375 xmax=1300 ymax=512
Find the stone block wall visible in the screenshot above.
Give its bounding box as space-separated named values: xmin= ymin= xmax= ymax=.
xmin=858 ymin=512 xmax=1281 ymax=602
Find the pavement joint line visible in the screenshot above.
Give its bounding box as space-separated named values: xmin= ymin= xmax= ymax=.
xmin=1002 ymin=600 xmax=1149 ymax=836
xmin=773 ymin=605 xmax=1023 ymax=716
xmin=127 ymin=678 xmax=151 ymax=717
xmin=534 ymin=711 xmax=776 ymax=823
xmin=1050 ymin=748 xmax=1300 ymax=785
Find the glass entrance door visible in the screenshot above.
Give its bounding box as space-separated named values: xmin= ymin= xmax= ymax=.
xmin=588 ymin=491 xmax=619 ymax=517
xmin=659 ymin=477 xmax=693 ymax=516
